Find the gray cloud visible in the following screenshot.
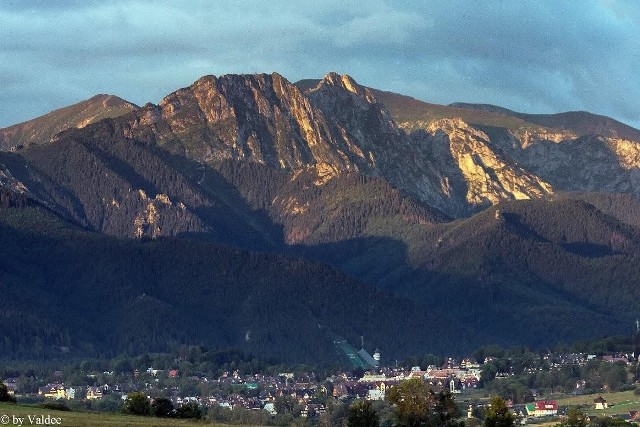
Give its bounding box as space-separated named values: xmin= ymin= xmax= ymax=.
xmin=0 ymin=0 xmax=638 ymax=129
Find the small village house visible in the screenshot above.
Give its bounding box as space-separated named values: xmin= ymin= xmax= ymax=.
xmin=526 ymin=400 xmax=558 ymax=417
xmin=38 ymin=384 xmax=66 ymax=400
xmin=86 ymin=386 xmax=103 ymax=400
xmin=594 ymin=396 xmax=608 ymax=410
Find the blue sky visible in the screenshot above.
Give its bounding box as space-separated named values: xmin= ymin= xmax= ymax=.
xmin=1 ymin=0 xmax=639 ymax=129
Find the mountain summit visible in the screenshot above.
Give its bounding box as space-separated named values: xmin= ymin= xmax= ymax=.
xmin=0 ymin=94 xmax=137 ymax=151
xmin=2 ymin=72 xmax=640 ymax=359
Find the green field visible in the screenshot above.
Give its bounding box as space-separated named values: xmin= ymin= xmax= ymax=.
xmin=0 ymin=403 xmax=257 ymax=427
xmin=554 ymin=390 xmax=640 ymax=417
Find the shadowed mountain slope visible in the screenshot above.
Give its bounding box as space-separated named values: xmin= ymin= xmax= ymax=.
xmin=0 ymin=204 xmax=473 ymax=361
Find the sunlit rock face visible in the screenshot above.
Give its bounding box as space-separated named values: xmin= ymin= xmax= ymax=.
xmin=481 ymin=131 xmax=640 ymax=196
xmin=8 ymin=71 xmax=640 ymax=220
xmin=124 ymin=72 xmax=366 ymax=172
xmin=424 ymin=118 xmax=553 ymax=207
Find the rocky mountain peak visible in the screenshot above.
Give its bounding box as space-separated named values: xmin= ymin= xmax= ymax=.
xmin=98 ymin=72 xmax=563 ymax=217
xmin=11 ymin=71 xmax=640 ymax=219
xmin=121 ymin=72 xmax=367 ymax=172
xmin=311 ymin=72 xmax=378 ymax=105
xmin=320 ymin=72 xmax=361 ymax=94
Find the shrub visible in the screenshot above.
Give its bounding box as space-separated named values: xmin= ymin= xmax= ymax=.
xmin=38 ymin=401 xmax=71 ymax=411
xmin=122 ymin=392 xmax=151 ymax=416
xmin=0 ymin=384 xmax=16 ymax=403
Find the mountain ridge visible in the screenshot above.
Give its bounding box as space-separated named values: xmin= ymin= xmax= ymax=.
xmin=2 ymin=71 xmax=640 ymax=360
xmin=449 ymin=102 xmax=640 ymax=141
xmin=0 ymin=94 xmax=138 ymax=151
xmin=5 ymin=73 xmax=640 ymax=217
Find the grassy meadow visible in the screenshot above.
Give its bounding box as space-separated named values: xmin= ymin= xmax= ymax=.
xmin=0 ymin=402 xmax=258 ymax=427
xmin=554 ymin=389 xmax=640 ymax=417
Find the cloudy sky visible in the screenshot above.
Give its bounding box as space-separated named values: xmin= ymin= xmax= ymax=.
xmin=1 ymin=0 xmax=639 ymax=129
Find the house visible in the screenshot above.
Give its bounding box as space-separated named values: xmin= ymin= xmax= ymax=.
xmin=332 ymin=383 xmax=348 ymax=399
xmin=147 ymin=368 xmax=164 ymax=376
xmin=460 ymin=358 xmax=480 ymax=369
xmin=602 ymin=355 xmax=628 ymax=364
xmin=408 ymin=370 xmax=427 ymax=380
xmin=462 ymin=376 xmax=479 ymax=389
xmin=65 ymin=388 xmax=76 ymax=400
xmin=38 ymin=384 xmax=66 ymax=400
xmin=442 ymin=358 xmax=460 ymax=369
xmin=594 ymin=396 xmax=608 ymax=410
xmin=2 ymin=378 xmax=18 ymax=395
xmin=367 ymin=388 xmax=385 ymax=400
xmin=86 ymin=386 xmax=103 ymax=400
xmin=263 ymin=402 xmax=276 ymax=415
xmin=526 ymin=400 xmax=557 ymax=417
xmin=617 ymin=411 xmax=640 ymax=423
xmin=359 ymin=374 xmax=387 ymax=383
xmin=366 ymin=383 xmax=386 ymax=401
xmin=168 ymin=370 xmax=179 ymax=378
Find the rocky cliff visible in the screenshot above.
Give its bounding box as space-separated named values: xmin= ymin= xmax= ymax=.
xmin=5 ymin=71 xmax=640 ymax=223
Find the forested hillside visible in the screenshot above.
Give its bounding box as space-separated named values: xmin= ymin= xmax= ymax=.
xmin=0 ymin=204 xmax=472 ymax=361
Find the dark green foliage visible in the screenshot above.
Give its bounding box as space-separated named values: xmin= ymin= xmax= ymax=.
xmin=387 ymin=379 xmax=431 ymax=427
xmin=208 ymin=405 xmax=259 ymax=425
xmin=558 ymin=407 xmax=587 ymax=427
xmin=348 ymin=400 xmax=379 ymax=427
xmin=151 ymin=397 xmax=174 ymax=418
xmin=0 ymin=383 xmax=16 ymax=403
xmin=558 ymin=192 xmax=640 ymax=229
xmin=321 ymin=400 xmax=350 ymax=427
xmin=480 ymin=352 xmax=632 ymax=398
xmin=387 ymin=379 xmax=461 ymax=427
xmin=38 ymin=401 xmax=71 ymax=411
xmin=431 ymin=391 xmax=464 ymax=427
xmin=5 ymin=172 xmax=640 ymax=358
xmin=274 ymin=395 xmax=301 ymax=417
xmin=176 ymin=402 xmax=202 ymax=419
xmin=122 ymin=391 xmax=151 ymax=416
xmin=0 ymin=188 xmax=28 ymax=208
xmin=0 ymin=206 xmax=462 ymax=362
xmin=486 ymin=378 xmax=533 ymax=404
xmin=389 ymin=198 xmax=640 ymax=347
xmin=9 ymin=133 xmax=276 ymax=249
xmin=216 ymin=159 xmax=447 ymax=244
xmin=484 ymin=396 xmax=514 ymax=427
xmin=588 ymin=417 xmax=637 ymax=427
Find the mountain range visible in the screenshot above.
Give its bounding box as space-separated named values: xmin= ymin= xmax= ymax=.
xmin=2 ymin=72 xmax=640 ymax=362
